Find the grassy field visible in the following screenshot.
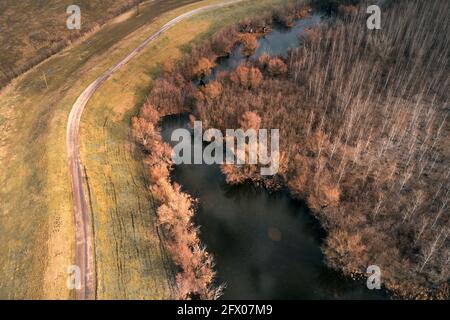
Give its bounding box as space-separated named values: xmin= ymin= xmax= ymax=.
xmin=0 ymin=0 xmax=151 ymax=87
xmin=0 ymin=0 xmax=289 ymax=299
xmin=0 ymin=0 xmax=200 ymax=300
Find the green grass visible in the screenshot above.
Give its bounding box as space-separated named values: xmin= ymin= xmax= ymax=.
xmin=0 ymin=0 xmax=290 ymax=299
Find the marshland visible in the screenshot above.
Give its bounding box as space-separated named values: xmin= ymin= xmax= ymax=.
xmin=132 ymin=0 xmax=449 ymax=299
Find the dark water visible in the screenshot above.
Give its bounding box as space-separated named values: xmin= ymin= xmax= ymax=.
xmin=203 ymin=13 xmax=323 ymax=83
xmin=255 ymin=13 xmax=322 ymax=57
xmin=160 ymin=114 xmax=388 ymax=300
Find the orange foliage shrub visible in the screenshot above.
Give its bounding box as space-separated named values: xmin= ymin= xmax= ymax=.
xmin=151 ymin=177 xmax=222 ymax=300
xmin=324 ymin=230 xmax=367 ymax=274
xmin=257 ymin=53 xmax=271 ymax=68
xmin=139 ymin=103 xmax=160 ymax=123
xmin=230 ymin=65 xmax=263 ymax=89
xmin=162 ymin=60 xmax=174 ymax=74
xmin=240 ymin=34 xmax=259 ymax=56
xmin=132 ymin=102 xmax=221 ymax=300
xmin=248 ymin=67 xmax=264 ymax=88
xmin=131 ymin=117 xmax=158 ymax=150
xmin=267 ymin=57 xmax=287 ymax=77
xmin=239 ymin=111 xmax=261 ymax=130
xmin=201 ymin=81 xmax=223 ymax=100
xmin=193 ymin=57 xmax=215 ymax=78
xmin=148 ymin=163 xmax=170 ymax=184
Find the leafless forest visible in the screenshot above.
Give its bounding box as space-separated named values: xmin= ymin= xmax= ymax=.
xmin=134 ymin=0 xmax=449 ymax=299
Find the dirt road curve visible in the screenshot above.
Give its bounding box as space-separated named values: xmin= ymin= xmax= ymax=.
xmin=66 ymin=0 xmax=242 ymax=300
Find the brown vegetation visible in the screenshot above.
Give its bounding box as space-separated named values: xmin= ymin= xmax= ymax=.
xmin=132 ymin=104 xmax=222 ymax=300
xmin=267 ymin=57 xmax=288 ymax=77
xmin=230 ymin=65 xmax=264 ymax=89
xmin=237 ymin=15 xmax=273 ymax=34
xmin=140 ymin=0 xmax=450 ymax=299
xmin=200 ymin=80 xmax=223 ymax=101
xmin=240 ymin=111 xmax=261 ymax=130
xmin=273 ymin=5 xmax=296 ymax=27
xmin=337 ymin=4 xmax=358 ymax=19
xmin=193 ymin=57 xmax=216 ymax=79
xmin=240 ymin=34 xmax=259 ymax=57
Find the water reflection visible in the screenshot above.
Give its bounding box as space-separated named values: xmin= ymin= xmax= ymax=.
xmin=160 ymin=114 xmax=388 ymax=299
xmin=202 ymin=13 xmax=322 ymax=83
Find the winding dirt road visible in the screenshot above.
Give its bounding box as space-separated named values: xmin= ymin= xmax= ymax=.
xmin=66 ymin=0 xmax=242 ymax=300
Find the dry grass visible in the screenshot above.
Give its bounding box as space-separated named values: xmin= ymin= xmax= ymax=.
xmin=0 ymin=0 xmax=201 ymax=299
xmin=0 ymin=0 xmax=154 ymax=88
